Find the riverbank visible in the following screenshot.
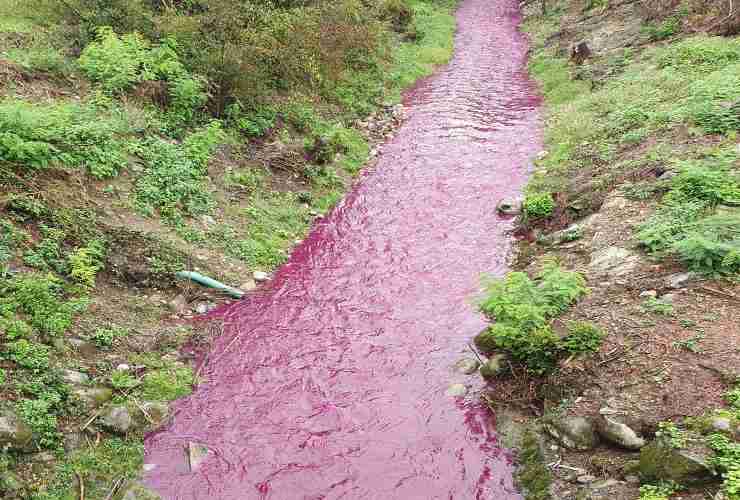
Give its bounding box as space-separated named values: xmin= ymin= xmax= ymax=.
xmin=0 ymin=2 xmax=458 ymax=498
xmin=484 ymin=1 xmax=740 ymax=499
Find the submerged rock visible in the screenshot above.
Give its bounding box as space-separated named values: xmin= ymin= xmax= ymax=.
xmin=0 ymin=409 xmax=33 ymax=451
xmin=543 ymin=415 xmax=599 ymax=451
xmin=639 ymin=435 xmax=717 ymax=486
xmin=187 ymin=442 xmax=212 ymax=472
xmin=253 ymin=271 xmax=269 ymax=282
xmin=446 ymin=383 xmax=468 ymax=397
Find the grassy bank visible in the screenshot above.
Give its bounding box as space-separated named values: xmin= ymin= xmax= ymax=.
xmin=472 ymin=1 xmax=740 ymax=499
xmin=0 ymin=1 xmax=457 ymax=498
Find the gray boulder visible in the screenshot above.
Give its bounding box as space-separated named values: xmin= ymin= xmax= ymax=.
xmin=543 ymin=415 xmax=599 ymax=451
xmin=595 ymin=410 xmax=646 ymax=450
xmin=72 ymin=387 xmax=113 ymax=409
xmin=0 ymin=409 xmax=33 ymax=451
xmin=496 ymin=197 xmax=523 ymax=216
xmin=639 ymin=435 xmax=718 ymax=486
xmin=101 ymin=405 xmax=134 ymax=435
xmin=589 ymin=247 xmax=641 ymax=277
xmin=454 ymin=358 xmax=480 ymax=375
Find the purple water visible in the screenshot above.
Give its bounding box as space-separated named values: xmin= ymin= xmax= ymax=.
xmin=144 ymin=0 xmax=542 ymax=497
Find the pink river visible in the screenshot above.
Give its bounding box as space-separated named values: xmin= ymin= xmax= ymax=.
xmin=144 ymin=0 xmax=542 ymax=497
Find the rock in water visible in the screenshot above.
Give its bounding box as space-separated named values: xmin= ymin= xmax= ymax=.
xmin=454 ymin=358 xmax=480 ymax=375
xmin=496 ymin=197 xmax=523 ymax=216
xmin=446 ymin=383 xmax=468 ymax=397
xmin=187 ymin=442 xmax=211 ymax=471
xmin=639 ymin=435 xmax=718 ymax=486
xmin=543 ymin=416 xmax=599 ymax=451
xmin=0 ymin=409 xmax=33 ymax=451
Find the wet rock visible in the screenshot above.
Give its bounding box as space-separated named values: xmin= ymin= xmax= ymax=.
xmin=639 ymin=290 xmax=657 ymax=298
xmin=194 ymin=302 xmax=209 ymax=315
xmin=253 ymin=271 xmax=269 ymax=282
xmin=496 ymin=197 xmax=523 ymax=216
xmin=113 ymin=481 xmax=161 ymax=500
xmin=446 ymin=383 xmax=468 ymax=397
xmin=101 ymin=405 xmax=134 ymax=435
xmin=72 ymin=387 xmax=113 ymax=409
xmin=62 ymin=369 xmax=89 ymax=385
xmin=454 ymin=358 xmax=480 ymax=375
xmin=639 ymin=435 xmax=718 ymax=486
xmin=187 ymin=441 xmax=211 ymax=472
xmin=479 ymin=353 xmax=510 ymax=380
xmin=588 ymin=247 xmax=641 ymax=277
xmin=0 ymin=409 xmax=33 ymax=451
xmin=595 ymin=410 xmax=646 ymax=450
xmin=543 ymin=415 xmax=599 ymax=451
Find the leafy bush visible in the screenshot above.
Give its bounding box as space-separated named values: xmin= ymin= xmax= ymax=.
xmin=16 ymin=395 xmax=62 ymax=449
xmin=475 ymin=263 xmax=589 ymax=374
xmin=133 ymin=122 xmax=223 ymax=220
xmin=523 ymin=192 xmax=555 ymax=219
xmin=110 ymin=370 xmax=138 ymax=390
xmin=638 ymin=148 xmax=740 ymax=275
xmin=68 ymin=239 xmax=106 ymax=288
xmin=561 ymin=321 xmax=605 ymax=354
xmin=1 ymin=274 xmax=88 ymax=337
xmin=88 ymin=326 xmax=126 ymax=349
xmin=657 ymin=36 xmax=740 ymax=71
xmin=4 ymin=339 xmax=51 ymax=371
xmin=0 ymin=99 xmax=131 ymax=177
xmin=140 ymin=366 xmax=194 ymax=401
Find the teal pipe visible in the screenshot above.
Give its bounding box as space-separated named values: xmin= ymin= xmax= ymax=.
xmin=176 ymin=271 xmax=244 ymax=299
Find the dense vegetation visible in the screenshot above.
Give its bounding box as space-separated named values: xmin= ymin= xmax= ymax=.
xmin=0 ymin=0 xmax=457 ymax=497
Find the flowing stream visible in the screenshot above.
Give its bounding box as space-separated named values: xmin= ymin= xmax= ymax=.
xmin=145 ymin=0 xmax=541 ymax=497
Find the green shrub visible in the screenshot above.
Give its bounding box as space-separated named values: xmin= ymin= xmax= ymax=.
xmin=88 ymin=326 xmax=126 ymax=349
xmin=641 ymin=297 xmax=674 ymax=316
xmin=140 ymin=366 xmax=194 ymax=401
xmin=0 ymin=99 xmax=131 ymax=177
xmin=642 ymin=14 xmax=682 ymax=41
xmin=16 ymin=396 xmax=61 ymax=449
xmin=1 ymin=274 xmax=89 ymax=337
xmin=68 ymin=239 xmax=106 ymax=288
xmin=4 ymin=339 xmax=51 ymax=371
xmin=523 ymin=192 xmax=555 ymax=219
xmin=476 ymin=263 xmax=588 ymax=374
xmin=657 ymin=37 xmax=740 ymax=71
xmin=110 ymin=370 xmax=138 ymax=390
xmin=561 ymin=321 xmax=605 ymax=354
xmin=133 ymin=122 xmax=223 ymax=220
